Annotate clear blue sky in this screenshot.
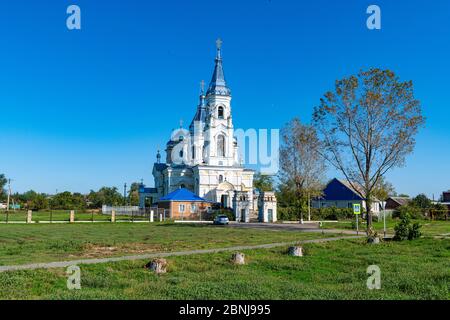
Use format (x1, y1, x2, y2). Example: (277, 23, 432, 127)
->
(0, 0, 449, 199)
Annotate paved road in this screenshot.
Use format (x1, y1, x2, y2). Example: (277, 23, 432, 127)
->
(0, 235, 363, 273)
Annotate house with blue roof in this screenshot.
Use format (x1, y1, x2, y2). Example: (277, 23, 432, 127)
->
(156, 188, 212, 220)
(312, 178, 382, 214)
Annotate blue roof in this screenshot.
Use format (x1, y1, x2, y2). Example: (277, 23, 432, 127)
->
(319, 178, 363, 201)
(158, 188, 208, 202)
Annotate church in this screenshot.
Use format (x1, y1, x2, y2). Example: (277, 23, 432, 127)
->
(139, 40, 277, 223)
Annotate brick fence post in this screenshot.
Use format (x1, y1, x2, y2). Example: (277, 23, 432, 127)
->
(111, 210, 116, 223)
(70, 210, 75, 223)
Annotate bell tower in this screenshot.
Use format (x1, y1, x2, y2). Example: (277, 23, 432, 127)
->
(204, 39, 236, 167)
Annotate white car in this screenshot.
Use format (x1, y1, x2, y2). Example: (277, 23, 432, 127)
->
(0, 203, 7, 210)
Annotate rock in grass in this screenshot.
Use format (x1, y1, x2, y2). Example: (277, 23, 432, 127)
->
(145, 258, 168, 274)
(288, 246, 303, 257)
(231, 252, 245, 265)
(367, 237, 380, 244)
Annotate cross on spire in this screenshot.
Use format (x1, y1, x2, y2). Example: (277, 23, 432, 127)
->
(215, 38, 223, 59)
(179, 118, 184, 128)
(216, 38, 222, 50)
(200, 80, 205, 94)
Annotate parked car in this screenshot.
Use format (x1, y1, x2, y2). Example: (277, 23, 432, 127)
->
(0, 203, 6, 210)
(214, 215, 229, 225)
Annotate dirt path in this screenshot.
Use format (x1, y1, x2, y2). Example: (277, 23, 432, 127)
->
(0, 235, 363, 273)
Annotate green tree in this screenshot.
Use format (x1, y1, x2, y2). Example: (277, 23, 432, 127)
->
(279, 118, 325, 221)
(411, 194, 432, 209)
(313, 68, 425, 230)
(29, 193, 49, 211)
(128, 182, 141, 206)
(87, 187, 123, 208)
(253, 172, 274, 192)
(373, 177, 396, 201)
(0, 174, 7, 201)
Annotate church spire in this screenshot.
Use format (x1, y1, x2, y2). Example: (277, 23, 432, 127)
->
(206, 38, 231, 96)
(190, 80, 207, 131)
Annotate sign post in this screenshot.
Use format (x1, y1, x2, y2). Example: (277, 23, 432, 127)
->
(353, 203, 361, 235)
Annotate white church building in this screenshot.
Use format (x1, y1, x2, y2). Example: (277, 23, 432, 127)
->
(139, 40, 276, 223)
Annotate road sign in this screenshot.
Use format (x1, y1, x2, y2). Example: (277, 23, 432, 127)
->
(353, 203, 361, 215)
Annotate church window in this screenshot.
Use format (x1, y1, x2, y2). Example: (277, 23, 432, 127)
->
(179, 135, 184, 141)
(219, 175, 223, 183)
(218, 106, 224, 119)
(217, 135, 225, 157)
(179, 150, 184, 158)
(192, 146, 195, 159)
(180, 184, 186, 189)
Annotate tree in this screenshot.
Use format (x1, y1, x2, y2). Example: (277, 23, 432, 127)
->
(87, 187, 123, 208)
(128, 182, 141, 206)
(411, 194, 432, 210)
(50, 191, 86, 210)
(279, 118, 326, 221)
(0, 174, 7, 201)
(372, 176, 396, 201)
(28, 193, 49, 211)
(253, 172, 274, 192)
(312, 68, 425, 230)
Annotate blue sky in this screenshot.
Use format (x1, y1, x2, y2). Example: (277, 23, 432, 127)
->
(0, 0, 449, 198)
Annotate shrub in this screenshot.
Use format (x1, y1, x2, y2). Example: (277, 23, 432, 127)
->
(393, 204, 423, 219)
(277, 207, 299, 221)
(393, 213, 422, 241)
(408, 222, 422, 240)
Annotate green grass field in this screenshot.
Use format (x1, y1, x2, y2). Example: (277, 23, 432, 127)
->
(0, 222, 448, 300)
(0, 223, 336, 265)
(0, 237, 448, 300)
(322, 219, 450, 237)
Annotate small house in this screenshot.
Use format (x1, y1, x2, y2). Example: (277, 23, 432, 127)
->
(385, 197, 410, 210)
(312, 178, 382, 214)
(156, 188, 212, 220)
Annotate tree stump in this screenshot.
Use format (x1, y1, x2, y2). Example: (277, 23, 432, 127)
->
(231, 252, 245, 265)
(145, 258, 168, 274)
(288, 246, 303, 257)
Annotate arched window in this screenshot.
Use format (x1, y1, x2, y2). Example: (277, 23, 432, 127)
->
(179, 135, 184, 141)
(179, 150, 184, 158)
(218, 175, 223, 183)
(217, 135, 225, 157)
(180, 184, 186, 189)
(218, 106, 224, 119)
(192, 146, 195, 159)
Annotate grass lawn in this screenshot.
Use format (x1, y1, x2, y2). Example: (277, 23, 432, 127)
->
(0, 223, 338, 265)
(0, 237, 448, 300)
(322, 219, 450, 237)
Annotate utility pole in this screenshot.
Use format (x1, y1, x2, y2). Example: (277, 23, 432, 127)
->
(6, 179, 11, 212)
(123, 183, 127, 206)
